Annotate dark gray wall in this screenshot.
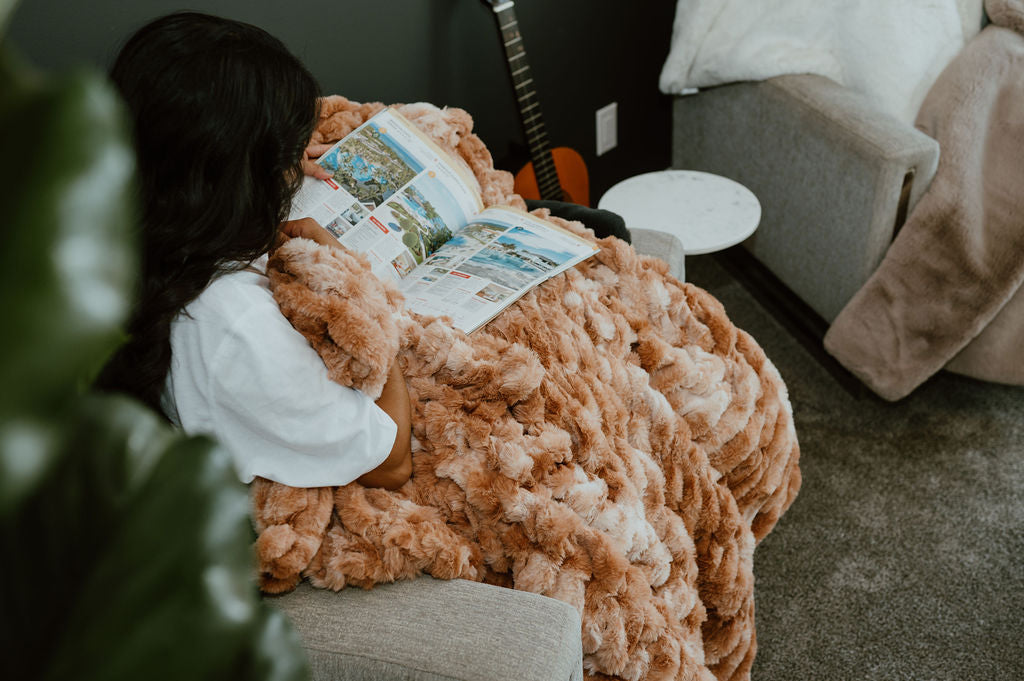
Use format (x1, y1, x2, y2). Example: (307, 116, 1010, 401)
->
(6, 0, 676, 201)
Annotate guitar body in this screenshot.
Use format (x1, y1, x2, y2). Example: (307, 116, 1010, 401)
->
(513, 147, 590, 206)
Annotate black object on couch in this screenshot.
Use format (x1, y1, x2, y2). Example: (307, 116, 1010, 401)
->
(525, 199, 631, 244)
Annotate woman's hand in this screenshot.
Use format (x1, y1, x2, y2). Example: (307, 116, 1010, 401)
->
(301, 142, 333, 180)
(275, 217, 338, 251)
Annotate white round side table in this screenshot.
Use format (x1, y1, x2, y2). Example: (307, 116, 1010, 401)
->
(598, 170, 761, 279)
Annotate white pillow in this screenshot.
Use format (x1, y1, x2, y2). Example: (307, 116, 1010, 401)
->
(957, 0, 986, 41)
(660, 0, 968, 125)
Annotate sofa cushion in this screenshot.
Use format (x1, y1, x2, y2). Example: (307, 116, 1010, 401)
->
(266, 578, 583, 681)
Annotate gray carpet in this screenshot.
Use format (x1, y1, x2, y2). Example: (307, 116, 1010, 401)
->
(685, 254, 1024, 681)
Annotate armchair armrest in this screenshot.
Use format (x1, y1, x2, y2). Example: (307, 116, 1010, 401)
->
(672, 74, 940, 321)
(267, 578, 583, 681)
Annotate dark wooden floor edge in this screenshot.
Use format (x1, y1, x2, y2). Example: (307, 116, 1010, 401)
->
(712, 245, 873, 400)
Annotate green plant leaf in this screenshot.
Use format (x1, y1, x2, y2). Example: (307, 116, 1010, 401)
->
(0, 49, 137, 418)
(0, 36, 310, 681)
(0, 0, 15, 37)
(0, 394, 309, 681)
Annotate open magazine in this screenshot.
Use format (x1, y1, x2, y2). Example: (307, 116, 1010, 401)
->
(287, 108, 598, 333)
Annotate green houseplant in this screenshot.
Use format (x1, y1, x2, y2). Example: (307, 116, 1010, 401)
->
(0, 3, 310, 678)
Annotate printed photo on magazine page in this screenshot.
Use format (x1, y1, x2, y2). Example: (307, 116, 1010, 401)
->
(398, 206, 597, 333)
(288, 107, 482, 282)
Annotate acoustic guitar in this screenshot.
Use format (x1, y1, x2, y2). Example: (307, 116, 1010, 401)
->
(482, 0, 590, 206)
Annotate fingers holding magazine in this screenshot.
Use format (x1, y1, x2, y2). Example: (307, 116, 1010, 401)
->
(301, 142, 333, 180)
(276, 217, 338, 251)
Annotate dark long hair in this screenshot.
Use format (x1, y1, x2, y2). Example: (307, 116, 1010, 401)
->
(96, 12, 321, 414)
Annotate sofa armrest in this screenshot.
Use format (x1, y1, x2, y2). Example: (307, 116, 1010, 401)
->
(672, 74, 940, 321)
(630, 228, 686, 281)
(266, 578, 583, 681)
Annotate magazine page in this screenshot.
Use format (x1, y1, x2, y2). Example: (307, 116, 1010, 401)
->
(288, 108, 483, 282)
(398, 207, 599, 333)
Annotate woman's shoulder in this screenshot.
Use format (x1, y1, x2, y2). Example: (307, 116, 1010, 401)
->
(170, 253, 316, 381)
(172, 255, 296, 355)
(186, 256, 275, 320)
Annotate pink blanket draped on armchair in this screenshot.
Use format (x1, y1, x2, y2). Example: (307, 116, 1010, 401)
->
(825, 2, 1024, 400)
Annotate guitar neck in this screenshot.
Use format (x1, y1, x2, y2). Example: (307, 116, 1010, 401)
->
(489, 1, 562, 200)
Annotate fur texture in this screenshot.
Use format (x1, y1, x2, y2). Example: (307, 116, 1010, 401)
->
(251, 97, 801, 681)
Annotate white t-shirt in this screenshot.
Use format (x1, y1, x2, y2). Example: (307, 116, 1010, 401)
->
(161, 254, 397, 487)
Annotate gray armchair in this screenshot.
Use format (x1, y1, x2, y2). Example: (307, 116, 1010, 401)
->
(668, 3, 1024, 397)
(670, 74, 939, 323)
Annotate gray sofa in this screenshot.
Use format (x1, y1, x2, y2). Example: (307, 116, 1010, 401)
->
(670, 73, 940, 324)
(269, 578, 583, 680)
(668, 3, 990, 327)
(667, 3, 1024, 395)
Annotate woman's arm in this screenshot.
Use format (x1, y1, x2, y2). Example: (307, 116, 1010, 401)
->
(357, 360, 413, 490)
(275, 218, 412, 488)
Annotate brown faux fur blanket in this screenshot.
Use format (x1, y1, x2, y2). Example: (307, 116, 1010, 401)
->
(252, 96, 800, 681)
(824, 0, 1024, 400)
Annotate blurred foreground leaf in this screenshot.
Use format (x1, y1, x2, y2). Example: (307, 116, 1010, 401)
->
(0, 25, 309, 681)
(2, 395, 307, 681)
(0, 50, 136, 420)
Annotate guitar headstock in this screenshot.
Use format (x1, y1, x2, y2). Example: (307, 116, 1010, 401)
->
(480, 0, 514, 12)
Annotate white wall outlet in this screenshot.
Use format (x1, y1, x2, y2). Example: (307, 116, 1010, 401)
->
(596, 102, 618, 156)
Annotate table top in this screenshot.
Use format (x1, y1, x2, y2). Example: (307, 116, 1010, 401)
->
(597, 170, 761, 255)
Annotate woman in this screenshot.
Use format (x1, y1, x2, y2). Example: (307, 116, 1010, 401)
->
(97, 12, 411, 489)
